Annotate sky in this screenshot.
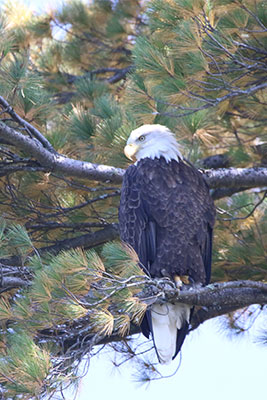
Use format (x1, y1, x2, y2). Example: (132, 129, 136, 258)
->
(0, 0, 266, 399)
(0, 0, 64, 14)
(75, 317, 266, 400)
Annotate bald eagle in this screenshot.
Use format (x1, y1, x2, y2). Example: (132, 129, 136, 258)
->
(119, 124, 216, 364)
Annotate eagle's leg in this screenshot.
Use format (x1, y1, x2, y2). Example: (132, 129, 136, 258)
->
(174, 275, 190, 288)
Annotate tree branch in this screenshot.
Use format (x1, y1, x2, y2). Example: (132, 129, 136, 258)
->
(0, 263, 31, 291)
(211, 186, 249, 200)
(0, 224, 120, 267)
(37, 223, 119, 255)
(0, 277, 29, 291)
(0, 121, 267, 189)
(55, 280, 267, 349)
(63, 66, 134, 85)
(135, 279, 267, 315)
(0, 162, 48, 177)
(53, 66, 134, 103)
(0, 121, 125, 184)
(0, 96, 56, 153)
(101, 280, 267, 345)
(204, 167, 267, 190)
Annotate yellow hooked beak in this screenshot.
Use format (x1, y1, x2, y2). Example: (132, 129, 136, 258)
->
(124, 143, 140, 161)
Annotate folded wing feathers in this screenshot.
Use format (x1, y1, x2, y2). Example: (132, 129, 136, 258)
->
(151, 303, 191, 364)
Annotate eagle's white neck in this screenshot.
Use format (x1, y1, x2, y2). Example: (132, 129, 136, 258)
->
(136, 144, 182, 163)
(136, 133, 183, 163)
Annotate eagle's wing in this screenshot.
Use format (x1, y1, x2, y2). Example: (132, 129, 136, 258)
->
(119, 163, 157, 340)
(119, 163, 157, 274)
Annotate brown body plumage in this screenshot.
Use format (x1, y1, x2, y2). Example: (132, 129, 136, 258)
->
(119, 157, 215, 285)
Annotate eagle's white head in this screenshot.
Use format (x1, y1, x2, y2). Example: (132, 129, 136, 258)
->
(124, 124, 183, 163)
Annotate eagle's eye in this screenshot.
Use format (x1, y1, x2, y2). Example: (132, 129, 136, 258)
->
(138, 135, 145, 142)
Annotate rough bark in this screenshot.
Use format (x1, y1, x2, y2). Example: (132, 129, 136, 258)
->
(140, 279, 267, 309)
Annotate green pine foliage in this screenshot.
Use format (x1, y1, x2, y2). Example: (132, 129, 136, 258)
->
(0, 330, 51, 398)
(0, 240, 147, 397)
(213, 192, 267, 281)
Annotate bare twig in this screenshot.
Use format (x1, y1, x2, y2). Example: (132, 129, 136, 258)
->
(220, 191, 267, 221)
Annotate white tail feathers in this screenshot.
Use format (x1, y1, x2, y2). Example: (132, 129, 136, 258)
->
(151, 303, 191, 364)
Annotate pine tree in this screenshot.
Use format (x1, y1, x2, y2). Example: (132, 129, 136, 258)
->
(0, 0, 266, 397)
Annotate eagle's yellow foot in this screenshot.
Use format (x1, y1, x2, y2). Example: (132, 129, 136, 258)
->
(174, 275, 190, 288)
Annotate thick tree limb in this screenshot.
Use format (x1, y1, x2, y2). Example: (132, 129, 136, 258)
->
(143, 280, 267, 334)
(0, 121, 267, 189)
(143, 279, 267, 309)
(0, 277, 29, 291)
(211, 186, 249, 200)
(204, 167, 267, 190)
(95, 301, 254, 345)
(0, 121, 125, 183)
(100, 280, 267, 345)
(53, 280, 267, 349)
(0, 263, 31, 291)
